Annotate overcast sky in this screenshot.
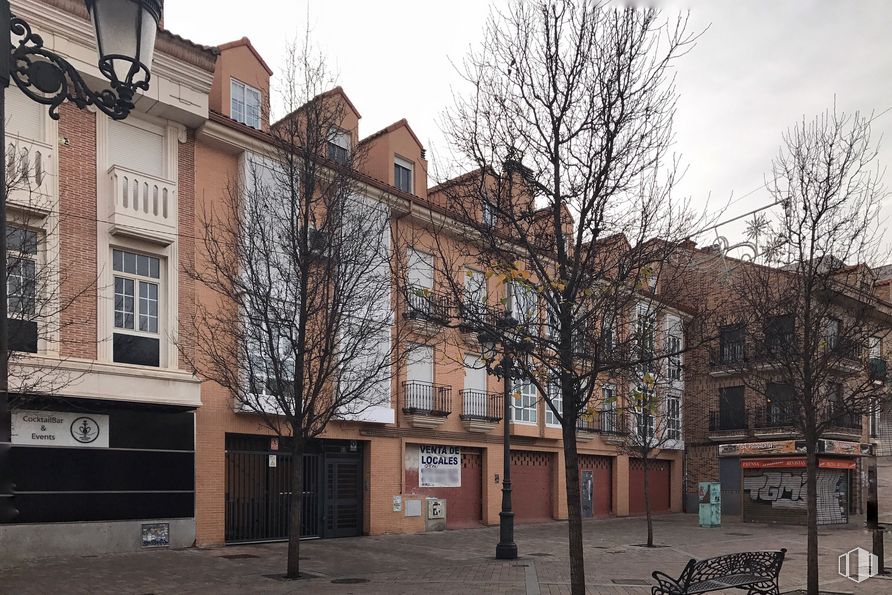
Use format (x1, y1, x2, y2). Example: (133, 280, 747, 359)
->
(166, 0, 892, 248)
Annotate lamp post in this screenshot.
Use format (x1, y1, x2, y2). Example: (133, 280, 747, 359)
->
(479, 315, 529, 560)
(0, 0, 162, 522)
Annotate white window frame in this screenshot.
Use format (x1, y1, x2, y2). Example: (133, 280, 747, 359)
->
(394, 156, 413, 194)
(601, 385, 617, 432)
(112, 248, 161, 337)
(328, 128, 350, 163)
(667, 334, 682, 382)
(231, 78, 262, 129)
(508, 281, 537, 326)
(545, 377, 562, 426)
(7, 225, 39, 318)
(634, 385, 656, 442)
(667, 392, 682, 441)
(512, 377, 537, 424)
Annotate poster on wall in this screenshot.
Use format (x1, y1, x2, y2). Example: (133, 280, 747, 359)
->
(719, 440, 802, 457)
(418, 445, 461, 487)
(11, 410, 109, 448)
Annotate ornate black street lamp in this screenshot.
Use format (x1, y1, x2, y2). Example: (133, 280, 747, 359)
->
(478, 314, 530, 560)
(0, 0, 163, 522)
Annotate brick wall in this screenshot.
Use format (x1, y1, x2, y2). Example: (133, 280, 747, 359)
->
(177, 130, 196, 369)
(57, 104, 97, 359)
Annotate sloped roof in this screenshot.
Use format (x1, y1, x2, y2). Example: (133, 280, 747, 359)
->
(217, 37, 273, 76)
(358, 118, 424, 152)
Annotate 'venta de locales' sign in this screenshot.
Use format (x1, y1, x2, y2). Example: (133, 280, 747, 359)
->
(11, 410, 109, 448)
(418, 444, 461, 487)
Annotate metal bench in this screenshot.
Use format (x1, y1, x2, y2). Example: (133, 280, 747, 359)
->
(652, 549, 786, 595)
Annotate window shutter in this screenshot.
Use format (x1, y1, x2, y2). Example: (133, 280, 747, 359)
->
(108, 120, 165, 178)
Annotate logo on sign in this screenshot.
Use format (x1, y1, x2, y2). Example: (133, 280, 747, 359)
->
(70, 417, 100, 444)
(839, 547, 878, 583)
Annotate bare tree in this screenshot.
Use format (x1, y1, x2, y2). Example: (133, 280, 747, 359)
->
(700, 106, 890, 595)
(186, 37, 398, 579)
(410, 2, 702, 591)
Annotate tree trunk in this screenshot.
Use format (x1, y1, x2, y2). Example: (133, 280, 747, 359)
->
(563, 423, 586, 595)
(643, 453, 653, 547)
(805, 442, 819, 595)
(286, 440, 304, 579)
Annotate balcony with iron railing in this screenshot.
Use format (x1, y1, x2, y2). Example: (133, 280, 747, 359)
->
(752, 406, 796, 437)
(708, 409, 750, 439)
(459, 389, 502, 433)
(108, 165, 178, 244)
(402, 380, 452, 429)
(405, 287, 452, 333)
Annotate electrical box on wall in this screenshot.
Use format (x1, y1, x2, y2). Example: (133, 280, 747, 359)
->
(427, 498, 446, 519)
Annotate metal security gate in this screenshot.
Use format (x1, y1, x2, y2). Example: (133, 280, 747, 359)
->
(225, 435, 321, 543)
(225, 436, 363, 542)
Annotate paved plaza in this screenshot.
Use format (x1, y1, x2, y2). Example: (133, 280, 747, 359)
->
(2, 514, 889, 594)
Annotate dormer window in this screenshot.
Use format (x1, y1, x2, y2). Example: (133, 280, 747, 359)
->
(394, 156, 413, 194)
(327, 129, 350, 164)
(231, 78, 262, 129)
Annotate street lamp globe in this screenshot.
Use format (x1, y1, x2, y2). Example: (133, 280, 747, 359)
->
(477, 330, 498, 365)
(84, 0, 163, 97)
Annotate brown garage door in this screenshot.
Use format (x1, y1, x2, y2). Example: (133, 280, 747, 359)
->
(510, 450, 553, 523)
(629, 458, 670, 515)
(579, 455, 613, 516)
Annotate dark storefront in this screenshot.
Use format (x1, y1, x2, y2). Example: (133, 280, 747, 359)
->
(4, 395, 195, 546)
(224, 434, 363, 543)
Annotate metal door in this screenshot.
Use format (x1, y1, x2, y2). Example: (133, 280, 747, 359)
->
(324, 456, 363, 537)
(224, 435, 321, 543)
(719, 457, 741, 517)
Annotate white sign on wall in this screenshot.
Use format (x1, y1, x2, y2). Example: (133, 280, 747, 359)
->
(418, 444, 461, 487)
(11, 410, 109, 448)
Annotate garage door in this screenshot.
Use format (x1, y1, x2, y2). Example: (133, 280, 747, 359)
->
(510, 450, 554, 523)
(448, 451, 483, 529)
(629, 458, 670, 515)
(578, 455, 613, 517)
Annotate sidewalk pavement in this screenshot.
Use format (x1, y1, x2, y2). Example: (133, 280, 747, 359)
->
(1, 513, 889, 594)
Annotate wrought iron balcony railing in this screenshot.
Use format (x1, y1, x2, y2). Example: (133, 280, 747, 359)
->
(402, 381, 452, 416)
(709, 409, 749, 432)
(405, 287, 451, 324)
(459, 389, 502, 421)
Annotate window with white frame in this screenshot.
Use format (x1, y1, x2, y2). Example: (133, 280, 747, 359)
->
(667, 393, 681, 440)
(394, 156, 413, 194)
(113, 249, 160, 334)
(482, 199, 494, 227)
(231, 78, 262, 129)
(8, 225, 37, 316)
(634, 385, 656, 442)
(545, 377, 562, 426)
(601, 385, 617, 432)
(508, 281, 537, 327)
(667, 334, 682, 381)
(327, 129, 350, 164)
(463, 268, 486, 320)
(463, 353, 489, 418)
(512, 377, 537, 423)
(108, 118, 165, 178)
(635, 303, 656, 374)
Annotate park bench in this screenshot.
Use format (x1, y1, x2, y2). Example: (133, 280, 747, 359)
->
(651, 549, 786, 595)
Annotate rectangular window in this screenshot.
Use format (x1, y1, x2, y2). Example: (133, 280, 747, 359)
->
(719, 324, 745, 363)
(512, 377, 537, 424)
(636, 303, 656, 373)
(7, 225, 37, 316)
(231, 79, 262, 129)
(719, 386, 746, 431)
(764, 314, 794, 354)
(508, 282, 537, 326)
(394, 157, 413, 193)
(601, 386, 617, 432)
(667, 393, 681, 440)
(327, 129, 350, 164)
(113, 249, 160, 335)
(545, 377, 562, 426)
(462, 268, 486, 322)
(482, 199, 494, 227)
(667, 334, 682, 381)
(634, 386, 656, 441)
(766, 383, 794, 426)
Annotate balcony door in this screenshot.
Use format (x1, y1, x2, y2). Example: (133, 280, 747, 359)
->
(463, 354, 488, 418)
(719, 386, 746, 430)
(407, 344, 434, 410)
